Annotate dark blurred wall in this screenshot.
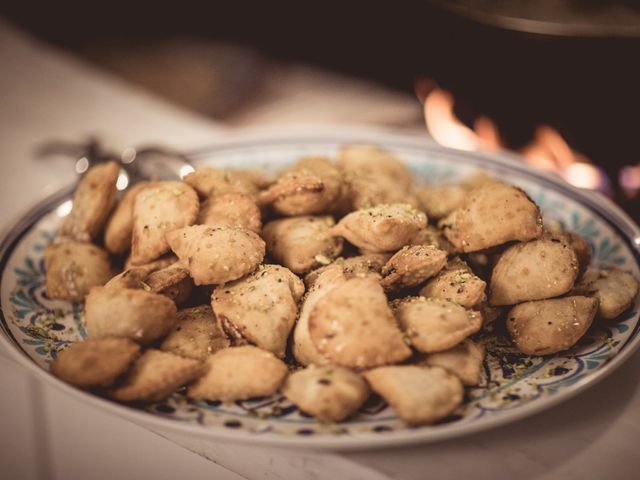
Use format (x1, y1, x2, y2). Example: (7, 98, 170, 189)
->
(3, 1, 639, 179)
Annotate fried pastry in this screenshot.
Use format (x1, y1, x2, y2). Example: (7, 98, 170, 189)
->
(184, 167, 260, 198)
(187, 345, 288, 402)
(85, 287, 177, 344)
(308, 277, 411, 368)
(442, 182, 543, 252)
(490, 238, 579, 305)
(331, 204, 427, 253)
(572, 268, 639, 320)
(130, 181, 199, 265)
(104, 181, 154, 255)
(419, 257, 486, 309)
(364, 365, 463, 425)
(51, 338, 140, 388)
(420, 339, 485, 386)
(167, 225, 265, 285)
(212, 264, 304, 358)
(160, 305, 229, 360)
(112, 349, 204, 402)
(506, 296, 598, 355)
(381, 244, 448, 291)
(282, 365, 369, 422)
(45, 241, 113, 302)
(198, 192, 262, 233)
(59, 161, 119, 241)
(392, 297, 482, 353)
(263, 215, 343, 274)
(416, 184, 467, 221)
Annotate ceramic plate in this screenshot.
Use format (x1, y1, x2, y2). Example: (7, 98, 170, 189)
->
(1, 128, 639, 450)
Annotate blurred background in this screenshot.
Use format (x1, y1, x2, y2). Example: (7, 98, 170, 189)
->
(2, 0, 640, 217)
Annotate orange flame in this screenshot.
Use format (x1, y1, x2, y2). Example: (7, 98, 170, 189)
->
(418, 81, 603, 190)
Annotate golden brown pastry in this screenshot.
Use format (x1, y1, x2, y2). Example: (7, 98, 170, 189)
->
(104, 181, 154, 255)
(258, 157, 344, 216)
(85, 287, 177, 344)
(331, 204, 427, 253)
(506, 296, 598, 355)
(166, 225, 265, 285)
(112, 349, 204, 402)
(130, 181, 199, 265)
(308, 277, 412, 368)
(442, 182, 543, 252)
(490, 238, 579, 306)
(160, 305, 230, 360)
(282, 365, 370, 422)
(45, 241, 113, 302)
(393, 296, 482, 353)
(51, 338, 140, 388)
(198, 192, 262, 233)
(364, 365, 463, 425)
(420, 339, 485, 386)
(211, 265, 304, 358)
(419, 257, 487, 309)
(263, 215, 343, 274)
(59, 161, 119, 242)
(187, 346, 288, 402)
(380, 245, 448, 291)
(572, 268, 639, 320)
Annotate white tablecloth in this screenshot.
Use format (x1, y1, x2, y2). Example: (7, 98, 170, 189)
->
(1, 19, 639, 480)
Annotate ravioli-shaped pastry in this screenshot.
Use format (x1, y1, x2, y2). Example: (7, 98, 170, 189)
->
(263, 216, 343, 274)
(258, 157, 344, 216)
(294, 263, 348, 366)
(331, 204, 427, 253)
(339, 254, 390, 279)
(124, 253, 178, 271)
(393, 297, 482, 353)
(421, 339, 485, 386)
(112, 349, 204, 402)
(161, 305, 230, 360)
(184, 167, 260, 198)
(198, 192, 262, 233)
(187, 345, 288, 402)
(130, 181, 199, 265)
(104, 181, 154, 255)
(85, 287, 177, 344)
(308, 277, 411, 368)
(167, 225, 265, 285)
(339, 145, 413, 189)
(572, 268, 639, 320)
(338, 146, 420, 210)
(212, 265, 304, 358)
(105, 260, 192, 304)
(282, 365, 370, 422)
(490, 239, 579, 306)
(381, 245, 448, 291)
(419, 257, 486, 309)
(409, 225, 457, 254)
(51, 338, 140, 388)
(546, 230, 592, 277)
(416, 184, 467, 220)
(144, 261, 193, 305)
(59, 161, 119, 241)
(506, 296, 598, 355)
(442, 182, 543, 252)
(347, 173, 421, 211)
(364, 365, 463, 425)
(45, 241, 113, 302)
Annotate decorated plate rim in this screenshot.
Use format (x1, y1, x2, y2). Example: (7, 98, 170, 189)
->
(1, 127, 639, 451)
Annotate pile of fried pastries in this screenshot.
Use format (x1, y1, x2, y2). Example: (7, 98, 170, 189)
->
(46, 145, 639, 426)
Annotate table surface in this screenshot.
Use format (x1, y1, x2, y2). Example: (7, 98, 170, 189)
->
(1, 19, 639, 480)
